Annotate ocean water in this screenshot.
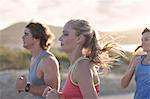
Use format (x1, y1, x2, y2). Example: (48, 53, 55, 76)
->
(120, 44, 138, 52)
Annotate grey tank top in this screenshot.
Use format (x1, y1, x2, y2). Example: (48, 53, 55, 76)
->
(28, 50, 53, 99)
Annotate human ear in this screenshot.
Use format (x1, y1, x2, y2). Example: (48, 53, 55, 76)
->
(76, 35, 85, 45)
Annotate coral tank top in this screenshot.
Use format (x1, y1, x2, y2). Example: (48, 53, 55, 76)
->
(61, 57, 100, 99)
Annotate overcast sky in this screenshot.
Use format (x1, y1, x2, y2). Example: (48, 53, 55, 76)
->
(0, 0, 150, 31)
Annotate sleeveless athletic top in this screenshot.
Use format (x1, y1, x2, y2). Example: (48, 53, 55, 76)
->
(28, 50, 52, 99)
(62, 57, 100, 99)
(134, 55, 150, 99)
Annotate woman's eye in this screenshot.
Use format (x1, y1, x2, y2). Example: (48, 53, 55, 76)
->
(63, 33, 68, 36)
(24, 32, 29, 36)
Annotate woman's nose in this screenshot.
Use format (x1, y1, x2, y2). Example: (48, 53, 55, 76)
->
(59, 35, 62, 41)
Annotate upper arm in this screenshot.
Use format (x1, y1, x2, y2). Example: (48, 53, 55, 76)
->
(40, 56, 60, 90)
(129, 55, 141, 69)
(75, 60, 98, 99)
(121, 55, 141, 88)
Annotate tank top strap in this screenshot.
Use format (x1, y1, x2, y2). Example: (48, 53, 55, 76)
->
(72, 57, 89, 74)
(34, 50, 50, 70)
(70, 56, 89, 85)
(28, 50, 50, 83)
(141, 55, 146, 64)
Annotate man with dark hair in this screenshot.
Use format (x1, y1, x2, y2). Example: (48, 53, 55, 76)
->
(16, 22, 60, 99)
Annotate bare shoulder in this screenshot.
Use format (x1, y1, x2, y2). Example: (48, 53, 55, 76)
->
(76, 58, 91, 72)
(75, 58, 95, 84)
(39, 55, 59, 70)
(132, 55, 141, 62)
(129, 55, 142, 67)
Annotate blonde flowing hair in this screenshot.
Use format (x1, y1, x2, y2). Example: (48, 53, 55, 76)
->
(66, 19, 124, 74)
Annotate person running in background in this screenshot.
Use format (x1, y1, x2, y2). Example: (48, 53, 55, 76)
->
(16, 22, 60, 99)
(43, 19, 116, 99)
(121, 28, 150, 99)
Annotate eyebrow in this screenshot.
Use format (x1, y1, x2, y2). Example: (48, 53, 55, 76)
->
(24, 32, 29, 34)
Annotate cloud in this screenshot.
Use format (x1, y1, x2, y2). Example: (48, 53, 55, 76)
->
(0, 0, 150, 31)
(95, 0, 150, 30)
(0, 0, 37, 28)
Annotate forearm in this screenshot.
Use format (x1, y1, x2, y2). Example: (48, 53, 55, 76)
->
(29, 84, 47, 96)
(121, 67, 135, 88)
(82, 90, 98, 99)
(58, 92, 64, 99)
(83, 94, 98, 99)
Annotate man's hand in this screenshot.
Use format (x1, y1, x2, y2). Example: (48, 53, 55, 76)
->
(16, 74, 27, 93)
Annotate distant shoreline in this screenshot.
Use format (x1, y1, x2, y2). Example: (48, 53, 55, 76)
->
(120, 44, 138, 52)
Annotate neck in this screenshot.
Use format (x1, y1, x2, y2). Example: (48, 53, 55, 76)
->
(68, 48, 83, 65)
(145, 52, 150, 60)
(29, 46, 43, 57)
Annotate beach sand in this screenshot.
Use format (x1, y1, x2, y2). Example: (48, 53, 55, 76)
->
(101, 93, 134, 99)
(0, 70, 135, 99)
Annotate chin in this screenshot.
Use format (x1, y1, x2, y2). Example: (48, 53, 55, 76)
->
(23, 45, 26, 48)
(60, 48, 69, 53)
(143, 49, 148, 52)
(60, 48, 66, 52)
(23, 45, 29, 49)
(59, 46, 63, 50)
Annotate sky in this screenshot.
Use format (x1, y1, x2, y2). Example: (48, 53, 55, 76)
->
(0, 0, 150, 31)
